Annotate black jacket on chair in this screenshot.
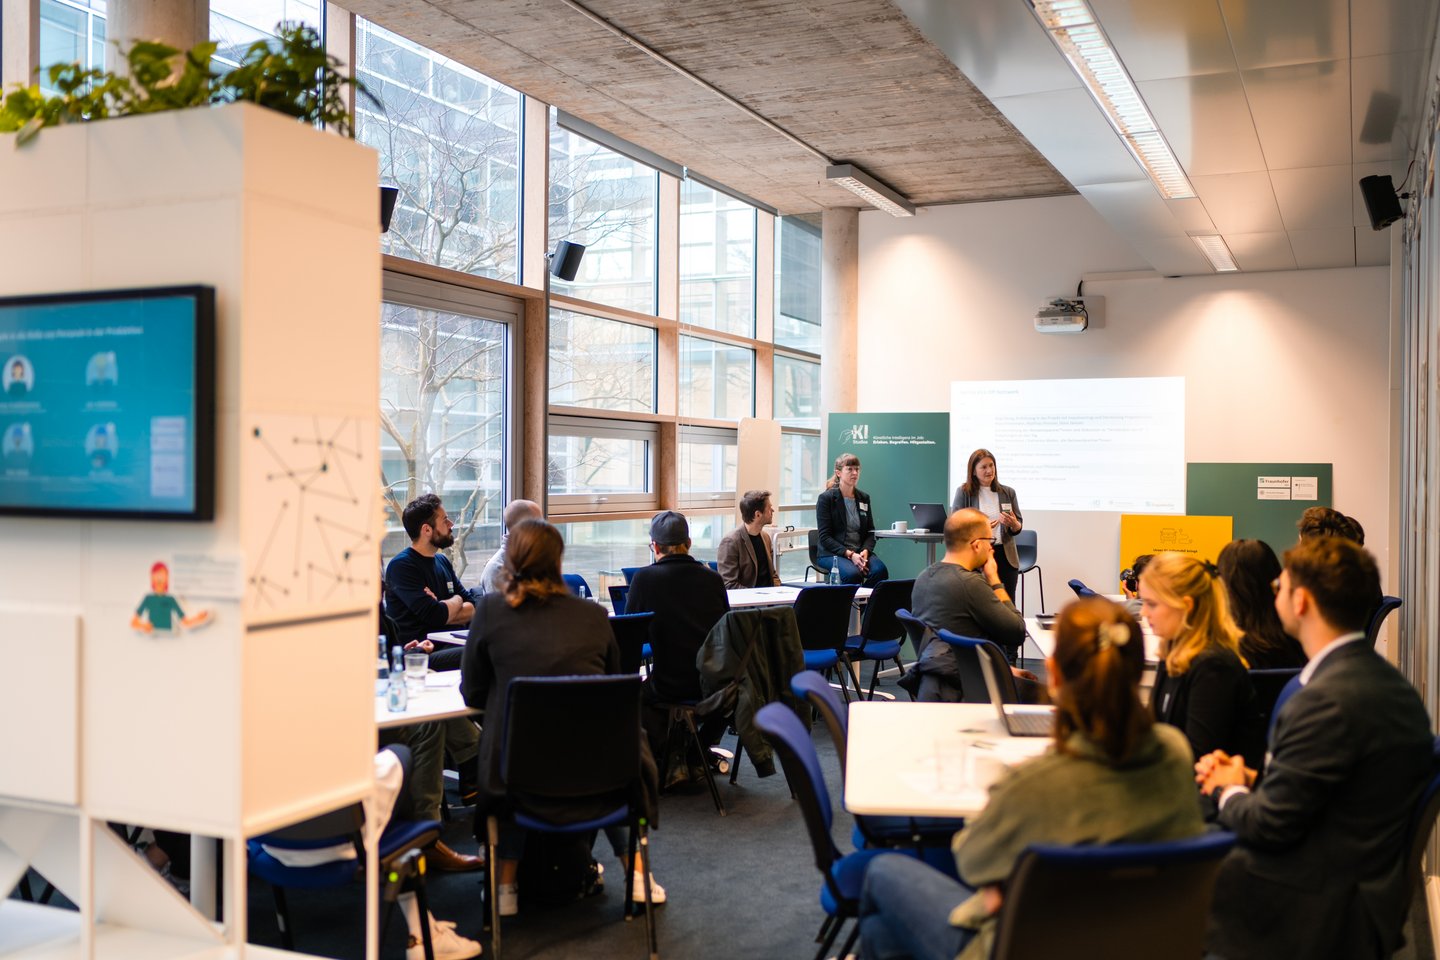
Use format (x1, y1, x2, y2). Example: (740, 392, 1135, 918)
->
(815, 485, 877, 559)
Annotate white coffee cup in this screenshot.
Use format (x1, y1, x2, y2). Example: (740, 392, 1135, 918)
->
(892, 520, 908, 533)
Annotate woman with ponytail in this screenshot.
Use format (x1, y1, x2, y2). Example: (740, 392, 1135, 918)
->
(815, 452, 889, 586)
(1139, 552, 1264, 766)
(855, 597, 1204, 960)
(461, 519, 663, 914)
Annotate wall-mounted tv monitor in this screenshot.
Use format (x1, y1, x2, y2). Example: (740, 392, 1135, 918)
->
(0, 285, 215, 521)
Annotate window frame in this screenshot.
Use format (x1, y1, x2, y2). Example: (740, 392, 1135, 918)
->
(546, 413, 660, 515)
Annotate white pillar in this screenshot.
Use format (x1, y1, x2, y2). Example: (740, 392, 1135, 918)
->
(821, 206, 859, 418)
(106, 0, 209, 72)
(1, 0, 39, 89)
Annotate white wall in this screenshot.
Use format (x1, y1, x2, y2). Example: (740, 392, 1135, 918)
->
(857, 196, 1392, 610)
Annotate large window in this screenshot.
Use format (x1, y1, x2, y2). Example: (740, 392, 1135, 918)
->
(680, 180, 756, 337)
(679, 426, 738, 509)
(357, 19, 522, 282)
(549, 115, 658, 314)
(37, 0, 105, 93)
(679, 336, 754, 420)
(210, 1, 320, 68)
(779, 432, 823, 508)
(549, 309, 657, 413)
(380, 295, 509, 579)
(775, 354, 821, 428)
(548, 417, 656, 513)
(775, 215, 822, 353)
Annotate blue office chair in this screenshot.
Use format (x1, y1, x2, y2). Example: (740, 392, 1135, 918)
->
(793, 583, 861, 702)
(1013, 530, 1044, 614)
(562, 573, 592, 599)
(991, 832, 1236, 959)
(1367, 595, 1403, 648)
(706, 560, 720, 573)
(608, 611, 654, 676)
(893, 608, 935, 701)
(933, 629, 1017, 704)
(755, 701, 891, 960)
(608, 584, 629, 615)
(621, 566, 643, 585)
(1067, 578, 1097, 598)
(1269, 673, 1304, 738)
(845, 579, 913, 699)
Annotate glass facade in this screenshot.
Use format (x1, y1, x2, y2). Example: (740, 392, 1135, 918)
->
(679, 336, 754, 421)
(680, 180, 756, 337)
(775, 215, 822, 353)
(549, 309, 657, 413)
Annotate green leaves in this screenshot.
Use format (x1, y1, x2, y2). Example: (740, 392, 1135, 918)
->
(0, 22, 364, 146)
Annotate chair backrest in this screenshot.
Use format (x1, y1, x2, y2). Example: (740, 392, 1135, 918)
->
(562, 573, 591, 599)
(791, 670, 848, 775)
(857, 578, 914, 645)
(608, 612, 653, 675)
(755, 702, 839, 876)
(621, 566, 643, 585)
(1268, 673, 1304, 738)
(608, 584, 629, 616)
(895, 607, 935, 660)
(1402, 739, 1440, 905)
(793, 583, 860, 652)
(706, 560, 720, 572)
(254, 803, 366, 846)
(808, 528, 820, 566)
(1013, 529, 1038, 570)
(500, 675, 641, 802)
(1367, 595, 1403, 647)
(935, 628, 1016, 704)
(1249, 668, 1301, 733)
(1067, 578, 1096, 598)
(991, 831, 1236, 960)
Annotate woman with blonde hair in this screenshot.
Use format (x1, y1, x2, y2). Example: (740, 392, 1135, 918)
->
(1139, 552, 1264, 766)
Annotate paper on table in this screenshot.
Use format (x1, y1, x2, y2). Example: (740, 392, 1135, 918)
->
(426, 672, 460, 687)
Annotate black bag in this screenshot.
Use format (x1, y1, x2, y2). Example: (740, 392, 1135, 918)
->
(516, 830, 604, 905)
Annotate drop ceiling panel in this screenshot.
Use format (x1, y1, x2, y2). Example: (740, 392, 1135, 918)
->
(1243, 60, 1352, 170)
(1191, 171, 1286, 234)
(1088, 0, 1236, 81)
(992, 89, 1143, 187)
(1165, 197, 1218, 234)
(1351, 0, 1436, 58)
(1138, 73, 1266, 176)
(1355, 227, 1392, 266)
(1351, 52, 1425, 164)
(1220, 0, 1349, 70)
(1077, 180, 1187, 240)
(892, 0, 1080, 99)
(1288, 228, 1357, 269)
(1133, 236, 1216, 276)
(1228, 232, 1298, 272)
(1269, 164, 1355, 231)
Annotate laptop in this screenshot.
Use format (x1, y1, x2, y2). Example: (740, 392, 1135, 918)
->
(977, 648, 1054, 736)
(909, 502, 947, 532)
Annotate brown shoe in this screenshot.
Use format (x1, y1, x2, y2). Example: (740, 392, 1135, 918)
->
(428, 840, 484, 872)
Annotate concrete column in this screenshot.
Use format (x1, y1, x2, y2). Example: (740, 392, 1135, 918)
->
(106, 0, 209, 72)
(820, 206, 859, 419)
(1, 0, 39, 90)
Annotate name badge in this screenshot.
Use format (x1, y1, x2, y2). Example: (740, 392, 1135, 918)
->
(858, 502, 869, 513)
(446, 581, 454, 593)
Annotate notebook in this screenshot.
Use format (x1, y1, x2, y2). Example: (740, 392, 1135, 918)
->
(977, 648, 1054, 736)
(909, 502, 947, 532)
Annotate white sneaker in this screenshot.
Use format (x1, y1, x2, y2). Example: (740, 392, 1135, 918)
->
(497, 882, 519, 917)
(630, 870, 666, 904)
(407, 915, 483, 960)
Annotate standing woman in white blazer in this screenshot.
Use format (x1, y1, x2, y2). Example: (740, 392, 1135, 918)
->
(951, 448, 1023, 597)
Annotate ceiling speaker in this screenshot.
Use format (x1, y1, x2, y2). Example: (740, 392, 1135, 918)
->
(549, 241, 586, 281)
(1359, 175, 1403, 231)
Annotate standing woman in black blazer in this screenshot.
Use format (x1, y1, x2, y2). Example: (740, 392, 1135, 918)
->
(951, 448, 1024, 597)
(815, 452, 889, 586)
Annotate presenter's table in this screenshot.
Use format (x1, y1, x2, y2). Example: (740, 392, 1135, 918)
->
(375, 670, 478, 729)
(845, 701, 1050, 818)
(874, 529, 944, 566)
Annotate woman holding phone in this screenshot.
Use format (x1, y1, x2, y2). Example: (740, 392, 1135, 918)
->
(951, 449, 1023, 597)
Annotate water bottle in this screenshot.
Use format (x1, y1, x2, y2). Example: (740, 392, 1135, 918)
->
(391, 645, 405, 673)
(828, 563, 840, 585)
(386, 667, 408, 712)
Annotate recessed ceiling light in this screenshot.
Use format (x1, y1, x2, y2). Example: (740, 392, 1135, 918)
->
(1192, 234, 1239, 272)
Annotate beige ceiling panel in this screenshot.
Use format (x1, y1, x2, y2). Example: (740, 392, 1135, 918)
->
(1351, 0, 1437, 58)
(1191, 172, 1285, 234)
(1077, 180, 1188, 240)
(1352, 52, 1426, 164)
(1165, 197, 1218, 234)
(992, 89, 1141, 187)
(1138, 73, 1266, 177)
(1242, 60, 1351, 169)
(1269, 164, 1353, 231)
(1226, 232, 1297, 272)
(1287, 228, 1356, 269)
(894, 0, 1080, 99)
(1354, 228, 1393, 266)
(1219, 0, 1348, 70)
(1131, 236, 1214, 276)
(1352, 160, 1410, 228)
(1088, 0, 1236, 81)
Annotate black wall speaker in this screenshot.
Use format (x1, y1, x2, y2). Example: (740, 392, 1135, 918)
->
(549, 240, 587, 281)
(380, 186, 399, 234)
(1359, 175, 1403, 231)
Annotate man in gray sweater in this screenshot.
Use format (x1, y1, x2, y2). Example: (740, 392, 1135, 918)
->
(911, 508, 1026, 657)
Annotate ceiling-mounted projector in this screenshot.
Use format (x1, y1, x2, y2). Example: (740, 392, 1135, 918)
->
(1035, 297, 1092, 333)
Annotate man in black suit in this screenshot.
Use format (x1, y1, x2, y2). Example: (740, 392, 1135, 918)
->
(1197, 537, 1433, 960)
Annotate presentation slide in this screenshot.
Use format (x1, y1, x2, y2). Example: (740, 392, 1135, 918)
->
(950, 377, 1185, 512)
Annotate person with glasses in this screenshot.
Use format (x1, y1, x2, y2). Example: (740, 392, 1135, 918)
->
(1138, 552, 1264, 767)
(950, 449, 1024, 598)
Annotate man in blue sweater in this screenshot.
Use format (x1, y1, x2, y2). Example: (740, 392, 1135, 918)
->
(385, 494, 477, 645)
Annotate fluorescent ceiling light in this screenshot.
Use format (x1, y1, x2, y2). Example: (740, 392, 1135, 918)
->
(1192, 235, 1239, 272)
(1028, 0, 1196, 200)
(825, 164, 916, 217)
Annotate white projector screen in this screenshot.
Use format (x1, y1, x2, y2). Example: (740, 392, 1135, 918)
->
(950, 377, 1185, 512)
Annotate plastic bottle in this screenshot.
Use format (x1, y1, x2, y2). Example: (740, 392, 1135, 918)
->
(386, 645, 408, 712)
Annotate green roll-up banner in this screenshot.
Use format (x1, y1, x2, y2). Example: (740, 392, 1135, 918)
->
(825, 413, 950, 579)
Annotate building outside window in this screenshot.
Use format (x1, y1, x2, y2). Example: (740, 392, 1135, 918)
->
(680, 180, 756, 337)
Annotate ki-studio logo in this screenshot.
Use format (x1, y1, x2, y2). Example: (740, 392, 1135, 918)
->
(841, 424, 869, 444)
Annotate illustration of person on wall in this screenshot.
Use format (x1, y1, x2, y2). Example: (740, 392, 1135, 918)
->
(4, 356, 33, 396)
(131, 562, 213, 634)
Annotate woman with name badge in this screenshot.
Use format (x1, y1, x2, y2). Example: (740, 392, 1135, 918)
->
(951, 449, 1023, 597)
(815, 452, 889, 587)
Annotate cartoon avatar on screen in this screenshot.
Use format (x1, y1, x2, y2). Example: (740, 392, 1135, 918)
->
(131, 561, 213, 634)
(4, 355, 32, 396)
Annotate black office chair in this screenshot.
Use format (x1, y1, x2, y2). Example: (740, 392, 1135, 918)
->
(1367, 595, 1403, 648)
(845, 578, 913, 699)
(991, 832, 1236, 959)
(793, 584, 861, 702)
(1249, 667, 1301, 734)
(608, 611, 653, 676)
(648, 623, 728, 817)
(804, 529, 826, 581)
(1013, 529, 1044, 614)
(485, 675, 657, 959)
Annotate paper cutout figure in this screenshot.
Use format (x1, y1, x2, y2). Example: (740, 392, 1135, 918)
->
(131, 561, 213, 634)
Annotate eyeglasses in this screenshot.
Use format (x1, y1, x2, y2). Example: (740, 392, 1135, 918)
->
(972, 537, 998, 547)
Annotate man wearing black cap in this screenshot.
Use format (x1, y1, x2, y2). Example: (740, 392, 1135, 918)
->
(625, 511, 731, 772)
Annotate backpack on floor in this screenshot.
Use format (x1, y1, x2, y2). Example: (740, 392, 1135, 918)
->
(516, 830, 604, 905)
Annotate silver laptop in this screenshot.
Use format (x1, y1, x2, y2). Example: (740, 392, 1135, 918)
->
(909, 502, 947, 531)
(977, 649, 1054, 736)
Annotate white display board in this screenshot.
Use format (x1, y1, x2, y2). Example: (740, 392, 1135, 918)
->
(950, 376, 1185, 512)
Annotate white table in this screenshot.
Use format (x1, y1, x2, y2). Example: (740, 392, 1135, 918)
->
(845, 701, 1050, 818)
(726, 585, 873, 608)
(874, 528, 945, 566)
(375, 670, 479, 729)
(1024, 617, 1161, 663)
